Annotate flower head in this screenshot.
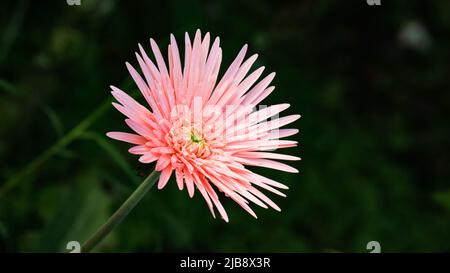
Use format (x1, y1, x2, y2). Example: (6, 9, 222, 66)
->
(107, 30, 300, 222)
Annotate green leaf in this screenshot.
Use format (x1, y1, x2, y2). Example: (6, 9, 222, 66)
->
(42, 106, 64, 138)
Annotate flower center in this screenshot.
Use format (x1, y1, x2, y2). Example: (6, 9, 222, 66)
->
(169, 120, 212, 158)
(190, 129, 203, 144)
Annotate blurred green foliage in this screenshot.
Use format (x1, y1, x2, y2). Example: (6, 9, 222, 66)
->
(1, 0, 450, 252)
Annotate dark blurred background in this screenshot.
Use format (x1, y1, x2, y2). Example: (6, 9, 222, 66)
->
(1, 0, 450, 252)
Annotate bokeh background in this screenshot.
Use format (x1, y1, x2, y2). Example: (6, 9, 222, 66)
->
(1, 0, 450, 252)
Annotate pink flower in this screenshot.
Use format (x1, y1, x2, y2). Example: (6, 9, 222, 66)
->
(107, 30, 300, 222)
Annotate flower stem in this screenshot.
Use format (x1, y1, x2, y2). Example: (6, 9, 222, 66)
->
(81, 170, 160, 253)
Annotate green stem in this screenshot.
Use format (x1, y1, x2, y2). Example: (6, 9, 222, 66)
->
(81, 170, 160, 253)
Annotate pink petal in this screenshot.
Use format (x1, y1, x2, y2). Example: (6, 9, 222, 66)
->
(125, 119, 153, 138)
(234, 157, 299, 173)
(264, 128, 299, 139)
(175, 168, 184, 190)
(155, 155, 171, 171)
(139, 153, 158, 163)
(184, 169, 195, 198)
(235, 151, 301, 161)
(242, 72, 275, 105)
(158, 167, 173, 189)
(106, 132, 147, 145)
(128, 145, 149, 155)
